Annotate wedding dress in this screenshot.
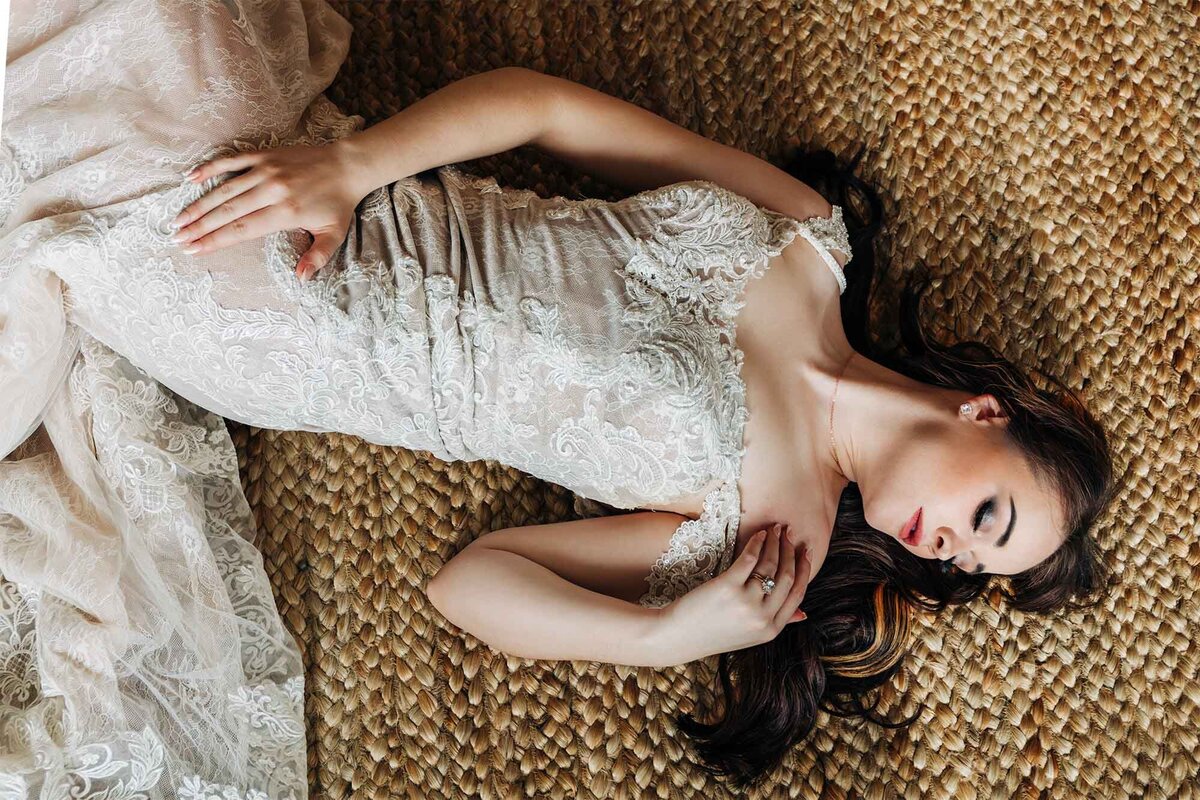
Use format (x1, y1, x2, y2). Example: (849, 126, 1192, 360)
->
(0, 0, 851, 797)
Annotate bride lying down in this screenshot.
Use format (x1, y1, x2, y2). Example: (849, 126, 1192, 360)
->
(0, 0, 1116, 796)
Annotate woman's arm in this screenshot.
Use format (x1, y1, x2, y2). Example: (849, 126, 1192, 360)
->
(534, 71, 833, 222)
(428, 513, 810, 668)
(426, 511, 688, 668)
(333, 66, 560, 199)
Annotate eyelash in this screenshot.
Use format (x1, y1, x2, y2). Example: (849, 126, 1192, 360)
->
(953, 498, 997, 569)
(974, 498, 996, 531)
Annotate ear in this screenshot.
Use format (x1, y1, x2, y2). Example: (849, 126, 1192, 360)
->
(961, 394, 1010, 426)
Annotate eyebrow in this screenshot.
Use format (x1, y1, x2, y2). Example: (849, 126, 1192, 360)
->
(972, 495, 1016, 575)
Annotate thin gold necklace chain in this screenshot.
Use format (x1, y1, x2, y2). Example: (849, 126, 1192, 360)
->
(828, 350, 856, 478)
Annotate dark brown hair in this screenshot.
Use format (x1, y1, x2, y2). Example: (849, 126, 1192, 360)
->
(676, 145, 1121, 789)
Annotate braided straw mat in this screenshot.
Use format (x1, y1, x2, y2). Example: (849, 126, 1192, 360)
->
(222, 1, 1200, 797)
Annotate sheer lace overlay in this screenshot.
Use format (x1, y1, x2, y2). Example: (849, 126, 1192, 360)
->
(1, 0, 851, 795)
(2, 1, 354, 797)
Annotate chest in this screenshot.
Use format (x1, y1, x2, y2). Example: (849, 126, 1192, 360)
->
(638, 243, 848, 571)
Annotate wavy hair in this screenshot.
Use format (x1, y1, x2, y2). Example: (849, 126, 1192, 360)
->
(675, 145, 1121, 789)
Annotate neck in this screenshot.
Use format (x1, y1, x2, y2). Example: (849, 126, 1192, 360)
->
(823, 350, 968, 488)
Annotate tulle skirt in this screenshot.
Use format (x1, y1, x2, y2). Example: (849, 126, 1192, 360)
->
(1, 1, 368, 796)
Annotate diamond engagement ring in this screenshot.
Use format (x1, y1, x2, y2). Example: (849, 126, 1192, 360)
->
(749, 572, 776, 595)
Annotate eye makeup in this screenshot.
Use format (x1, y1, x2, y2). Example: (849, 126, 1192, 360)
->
(974, 497, 996, 530)
(968, 494, 1017, 574)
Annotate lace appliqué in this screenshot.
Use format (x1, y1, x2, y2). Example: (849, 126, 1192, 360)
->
(636, 481, 742, 608)
(525, 179, 855, 608)
(623, 183, 793, 315)
(617, 192, 853, 607)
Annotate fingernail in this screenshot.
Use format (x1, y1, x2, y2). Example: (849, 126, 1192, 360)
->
(799, 612, 807, 621)
(185, 168, 199, 182)
(182, 244, 200, 254)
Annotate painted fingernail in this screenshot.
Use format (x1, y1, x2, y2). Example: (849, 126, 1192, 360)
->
(170, 232, 187, 243)
(182, 244, 200, 254)
(185, 168, 199, 181)
(799, 612, 808, 621)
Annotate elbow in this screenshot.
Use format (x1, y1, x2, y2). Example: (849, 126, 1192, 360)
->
(425, 558, 534, 661)
(425, 545, 505, 647)
(426, 562, 470, 627)
(425, 549, 470, 626)
(485, 66, 565, 147)
(425, 571, 449, 618)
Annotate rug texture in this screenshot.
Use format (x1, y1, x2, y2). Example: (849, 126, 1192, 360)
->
(224, 1, 1200, 797)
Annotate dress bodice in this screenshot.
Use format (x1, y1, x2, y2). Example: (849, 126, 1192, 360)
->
(408, 165, 853, 606)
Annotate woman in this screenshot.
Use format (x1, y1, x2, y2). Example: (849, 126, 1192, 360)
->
(1, 0, 1117, 795)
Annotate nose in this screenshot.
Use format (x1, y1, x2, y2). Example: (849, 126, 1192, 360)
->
(931, 526, 961, 560)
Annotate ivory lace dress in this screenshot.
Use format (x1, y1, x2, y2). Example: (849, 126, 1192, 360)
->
(0, 1, 850, 797)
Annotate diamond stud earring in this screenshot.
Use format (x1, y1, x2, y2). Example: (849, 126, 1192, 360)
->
(959, 402, 972, 415)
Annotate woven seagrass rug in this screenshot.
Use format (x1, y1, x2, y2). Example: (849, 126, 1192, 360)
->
(225, 1, 1200, 797)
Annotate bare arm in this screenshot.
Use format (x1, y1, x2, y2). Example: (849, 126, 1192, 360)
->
(332, 66, 560, 199)
(426, 510, 691, 668)
(533, 70, 834, 224)
(331, 66, 832, 229)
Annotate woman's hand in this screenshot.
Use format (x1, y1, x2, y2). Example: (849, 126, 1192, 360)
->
(654, 522, 812, 665)
(170, 142, 368, 280)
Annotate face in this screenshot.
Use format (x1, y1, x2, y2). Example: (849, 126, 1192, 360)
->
(861, 394, 1065, 576)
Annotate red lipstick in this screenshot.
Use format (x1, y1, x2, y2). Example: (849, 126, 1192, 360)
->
(901, 507, 923, 546)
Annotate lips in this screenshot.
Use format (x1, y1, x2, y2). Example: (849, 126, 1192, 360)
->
(901, 507, 923, 546)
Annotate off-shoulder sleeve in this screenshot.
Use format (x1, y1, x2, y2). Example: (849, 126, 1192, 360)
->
(620, 181, 851, 325)
(788, 204, 852, 294)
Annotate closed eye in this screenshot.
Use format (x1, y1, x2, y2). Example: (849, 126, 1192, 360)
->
(974, 498, 995, 530)
(969, 494, 1017, 574)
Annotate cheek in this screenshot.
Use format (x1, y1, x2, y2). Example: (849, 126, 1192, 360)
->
(868, 444, 958, 537)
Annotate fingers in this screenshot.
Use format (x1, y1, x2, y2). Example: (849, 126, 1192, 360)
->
(174, 170, 263, 232)
(172, 182, 278, 251)
(173, 203, 293, 256)
(754, 524, 781, 583)
(795, 540, 813, 588)
(184, 151, 264, 185)
(727, 530, 768, 583)
(296, 230, 346, 281)
(774, 543, 812, 627)
(765, 528, 796, 611)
